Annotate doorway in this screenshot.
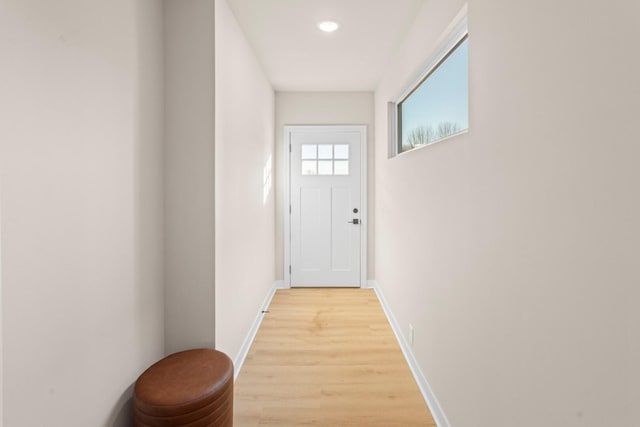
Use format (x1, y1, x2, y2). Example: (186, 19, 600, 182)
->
(284, 126, 367, 287)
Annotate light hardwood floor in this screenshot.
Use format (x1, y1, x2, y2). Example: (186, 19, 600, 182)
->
(234, 288, 436, 426)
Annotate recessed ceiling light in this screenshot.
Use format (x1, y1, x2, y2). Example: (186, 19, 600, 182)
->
(317, 21, 340, 33)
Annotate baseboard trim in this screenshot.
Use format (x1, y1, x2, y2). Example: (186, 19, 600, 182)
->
(233, 281, 279, 381)
(370, 280, 451, 427)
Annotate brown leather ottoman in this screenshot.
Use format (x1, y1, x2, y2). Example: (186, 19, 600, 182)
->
(133, 349, 234, 427)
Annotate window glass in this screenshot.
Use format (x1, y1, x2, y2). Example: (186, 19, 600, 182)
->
(398, 37, 468, 153)
(301, 160, 317, 175)
(301, 144, 317, 159)
(318, 145, 333, 160)
(318, 160, 333, 175)
(334, 144, 349, 160)
(300, 143, 351, 176)
(334, 160, 349, 175)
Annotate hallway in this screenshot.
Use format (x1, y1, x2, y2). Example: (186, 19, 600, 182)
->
(1, 0, 638, 425)
(234, 288, 435, 426)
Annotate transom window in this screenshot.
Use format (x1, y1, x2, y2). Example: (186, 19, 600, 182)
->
(391, 17, 468, 156)
(301, 144, 350, 176)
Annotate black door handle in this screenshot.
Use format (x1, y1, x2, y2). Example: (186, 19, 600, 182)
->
(348, 219, 360, 225)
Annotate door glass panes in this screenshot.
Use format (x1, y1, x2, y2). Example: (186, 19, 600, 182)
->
(334, 160, 349, 175)
(318, 160, 333, 175)
(318, 145, 333, 159)
(334, 144, 349, 159)
(301, 160, 317, 175)
(301, 144, 317, 159)
(301, 143, 350, 176)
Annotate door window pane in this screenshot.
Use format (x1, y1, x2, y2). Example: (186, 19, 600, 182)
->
(301, 160, 317, 175)
(318, 160, 333, 175)
(334, 160, 349, 175)
(334, 144, 349, 159)
(318, 145, 333, 160)
(301, 144, 317, 159)
(300, 143, 352, 176)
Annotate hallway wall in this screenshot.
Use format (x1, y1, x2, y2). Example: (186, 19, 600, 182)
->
(0, 1, 165, 425)
(163, 0, 216, 355)
(0, 183, 3, 425)
(214, 0, 276, 361)
(274, 92, 375, 281)
(374, 1, 640, 426)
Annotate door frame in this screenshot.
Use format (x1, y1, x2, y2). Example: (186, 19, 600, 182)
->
(283, 125, 367, 288)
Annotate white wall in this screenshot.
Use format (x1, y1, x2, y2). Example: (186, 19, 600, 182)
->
(0, 183, 3, 426)
(163, 0, 216, 355)
(214, 0, 276, 361)
(274, 92, 375, 280)
(374, 0, 640, 426)
(0, 1, 165, 426)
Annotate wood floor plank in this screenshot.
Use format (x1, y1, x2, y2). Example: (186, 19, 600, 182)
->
(234, 288, 436, 426)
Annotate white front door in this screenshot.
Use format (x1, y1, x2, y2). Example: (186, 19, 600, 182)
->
(288, 126, 364, 287)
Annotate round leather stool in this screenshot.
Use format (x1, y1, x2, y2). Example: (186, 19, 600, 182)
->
(133, 349, 234, 427)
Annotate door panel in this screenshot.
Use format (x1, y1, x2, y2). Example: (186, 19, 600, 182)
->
(290, 128, 362, 287)
(331, 187, 351, 271)
(299, 187, 323, 271)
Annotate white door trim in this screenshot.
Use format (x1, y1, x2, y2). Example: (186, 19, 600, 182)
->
(283, 125, 367, 288)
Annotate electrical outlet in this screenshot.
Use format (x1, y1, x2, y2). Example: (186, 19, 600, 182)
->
(409, 323, 414, 346)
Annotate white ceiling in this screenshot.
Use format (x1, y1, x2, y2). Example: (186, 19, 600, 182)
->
(226, 0, 425, 92)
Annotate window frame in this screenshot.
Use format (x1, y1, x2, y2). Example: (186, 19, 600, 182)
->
(389, 15, 468, 158)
